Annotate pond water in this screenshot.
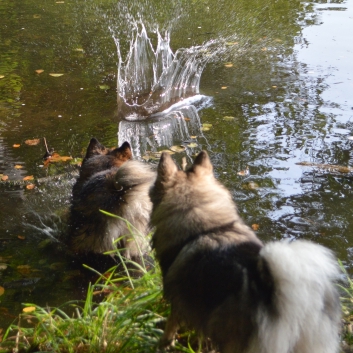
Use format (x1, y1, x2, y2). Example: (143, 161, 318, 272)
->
(0, 0, 353, 330)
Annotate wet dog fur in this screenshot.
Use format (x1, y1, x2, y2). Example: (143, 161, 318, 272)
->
(72, 138, 132, 200)
(69, 139, 155, 263)
(149, 151, 341, 353)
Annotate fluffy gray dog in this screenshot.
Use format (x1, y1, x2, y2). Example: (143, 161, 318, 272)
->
(149, 150, 341, 353)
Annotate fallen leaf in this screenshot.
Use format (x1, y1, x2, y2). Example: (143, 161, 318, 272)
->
(225, 42, 238, 46)
(23, 306, 36, 313)
(74, 48, 84, 52)
(99, 84, 110, 90)
(1, 175, 8, 181)
(0, 264, 7, 271)
(221, 86, 228, 90)
(223, 116, 235, 121)
(23, 175, 34, 181)
(237, 166, 250, 176)
(13, 144, 20, 148)
(159, 149, 175, 155)
(49, 73, 64, 77)
(224, 63, 233, 68)
(201, 123, 212, 132)
(35, 69, 44, 74)
(0, 286, 4, 296)
(18, 235, 26, 240)
(272, 86, 277, 88)
(26, 184, 35, 190)
(14, 165, 23, 169)
(25, 138, 41, 145)
(33, 14, 41, 19)
(0, 75, 4, 79)
(252, 224, 260, 231)
(49, 154, 73, 162)
(187, 142, 198, 148)
(169, 145, 186, 153)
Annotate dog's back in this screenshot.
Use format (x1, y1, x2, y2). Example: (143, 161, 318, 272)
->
(150, 151, 341, 353)
(70, 160, 156, 261)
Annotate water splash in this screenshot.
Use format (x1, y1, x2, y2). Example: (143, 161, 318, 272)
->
(113, 22, 227, 120)
(118, 95, 212, 158)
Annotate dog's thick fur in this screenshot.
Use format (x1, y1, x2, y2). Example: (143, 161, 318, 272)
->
(149, 151, 341, 353)
(72, 138, 132, 200)
(69, 139, 155, 262)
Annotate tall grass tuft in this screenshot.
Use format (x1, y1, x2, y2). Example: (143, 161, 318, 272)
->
(0, 214, 198, 353)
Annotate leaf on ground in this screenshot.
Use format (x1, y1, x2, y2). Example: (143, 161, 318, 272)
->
(187, 142, 198, 148)
(13, 144, 20, 148)
(35, 69, 44, 74)
(49, 73, 64, 77)
(23, 306, 36, 313)
(23, 175, 34, 181)
(252, 224, 260, 231)
(14, 165, 23, 169)
(25, 139, 40, 145)
(0, 286, 4, 296)
(169, 145, 186, 153)
(1, 175, 8, 181)
(26, 184, 35, 190)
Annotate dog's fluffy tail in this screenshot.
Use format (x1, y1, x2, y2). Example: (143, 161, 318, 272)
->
(257, 240, 341, 353)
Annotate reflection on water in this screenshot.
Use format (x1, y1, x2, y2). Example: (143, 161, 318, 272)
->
(0, 0, 352, 332)
(118, 95, 212, 157)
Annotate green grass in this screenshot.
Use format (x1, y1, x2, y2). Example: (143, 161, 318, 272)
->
(0, 212, 352, 353)
(0, 214, 199, 353)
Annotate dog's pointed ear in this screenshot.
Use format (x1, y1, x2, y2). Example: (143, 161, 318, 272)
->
(85, 137, 106, 159)
(157, 152, 178, 181)
(115, 141, 132, 160)
(192, 151, 213, 174)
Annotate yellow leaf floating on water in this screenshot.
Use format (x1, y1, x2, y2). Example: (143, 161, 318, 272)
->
(25, 138, 40, 145)
(23, 306, 36, 313)
(224, 63, 233, 68)
(99, 85, 110, 90)
(252, 224, 260, 231)
(18, 235, 26, 240)
(0, 75, 5, 79)
(1, 175, 8, 181)
(221, 86, 228, 90)
(169, 145, 186, 153)
(26, 184, 35, 190)
(35, 70, 44, 74)
(187, 142, 198, 148)
(13, 144, 20, 148)
(237, 166, 250, 176)
(201, 123, 212, 132)
(74, 48, 84, 52)
(49, 73, 64, 77)
(0, 286, 4, 296)
(23, 175, 34, 181)
(14, 165, 23, 169)
(223, 116, 235, 121)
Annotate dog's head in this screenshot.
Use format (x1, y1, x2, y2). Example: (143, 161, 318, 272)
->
(149, 151, 238, 238)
